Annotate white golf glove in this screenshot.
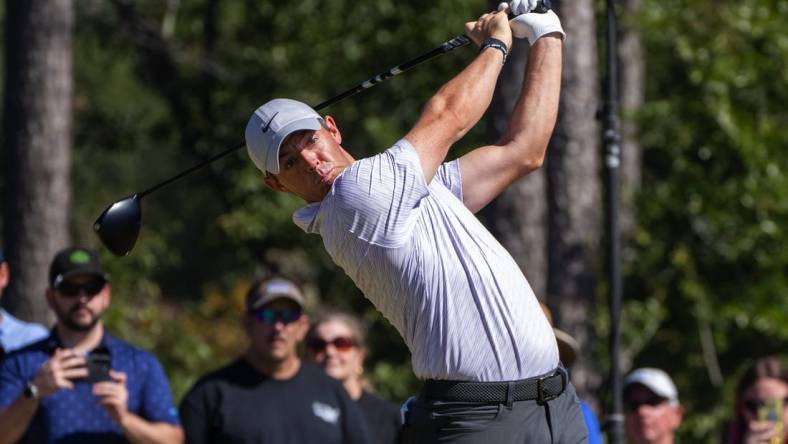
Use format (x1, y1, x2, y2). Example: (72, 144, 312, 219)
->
(505, 0, 540, 15)
(510, 10, 565, 45)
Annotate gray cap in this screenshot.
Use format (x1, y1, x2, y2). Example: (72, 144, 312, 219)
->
(246, 277, 306, 311)
(625, 367, 680, 405)
(245, 99, 324, 175)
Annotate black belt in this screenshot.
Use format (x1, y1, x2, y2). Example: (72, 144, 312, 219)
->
(423, 367, 568, 404)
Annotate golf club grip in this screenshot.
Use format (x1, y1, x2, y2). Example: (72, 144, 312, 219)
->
(534, 0, 552, 14)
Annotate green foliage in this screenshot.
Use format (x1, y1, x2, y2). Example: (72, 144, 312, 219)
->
(6, 0, 783, 439)
(613, 0, 788, 440)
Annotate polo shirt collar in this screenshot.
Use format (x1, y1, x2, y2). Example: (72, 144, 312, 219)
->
(293, 202, 322, 233)
(45, 328, 116, 355)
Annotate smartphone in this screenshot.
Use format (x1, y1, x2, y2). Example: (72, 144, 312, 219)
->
(757, 398, 784, 444)
(85, 351, 112, 383)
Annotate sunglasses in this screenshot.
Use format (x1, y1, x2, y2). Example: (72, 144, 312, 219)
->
(252, 307, 302, 325)
(306, 336, 355, 352)
(743, 397, 788, 415)
(56, 279, 106, 298)
(624, 396, 668, 412)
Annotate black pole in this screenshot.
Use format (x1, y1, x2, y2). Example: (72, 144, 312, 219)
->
(602, 0, 624, 443)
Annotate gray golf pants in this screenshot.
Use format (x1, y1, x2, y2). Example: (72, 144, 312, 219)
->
(401, 382, 588, 443)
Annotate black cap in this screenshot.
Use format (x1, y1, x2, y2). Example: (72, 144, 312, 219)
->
(49, 246, 108, 288)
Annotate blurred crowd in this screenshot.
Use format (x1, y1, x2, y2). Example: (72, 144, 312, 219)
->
(1, 246, 786, 444)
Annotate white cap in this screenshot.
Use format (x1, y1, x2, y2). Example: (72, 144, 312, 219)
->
(245, 99, 324, 175)
(624, 368, 680, 405)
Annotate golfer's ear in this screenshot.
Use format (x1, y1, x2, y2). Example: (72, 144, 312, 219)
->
(324, 115, 342, 144)
(262, 174, 287, 192)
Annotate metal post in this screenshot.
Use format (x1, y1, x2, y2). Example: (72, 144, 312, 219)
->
(602, 0, 624, 443)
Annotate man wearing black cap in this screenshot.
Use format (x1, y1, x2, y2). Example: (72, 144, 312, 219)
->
(0, 246, 183, 444)
(179, 276, 370, 444)
(0, 248, 48, 360)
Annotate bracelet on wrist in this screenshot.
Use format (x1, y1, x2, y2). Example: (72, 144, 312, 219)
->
(24, 381, 40, 401)
(480, 37, 508, 65)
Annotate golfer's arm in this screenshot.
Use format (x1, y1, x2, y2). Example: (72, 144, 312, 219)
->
(120, 413, 184, 444)
(459, 35, 563, 213)
(404, 48, 505, 183)
(0, 395, 39, 444)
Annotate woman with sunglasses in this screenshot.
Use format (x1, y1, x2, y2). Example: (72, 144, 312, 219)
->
(306, 310, 401, 444)
(726, 356, 788, 444)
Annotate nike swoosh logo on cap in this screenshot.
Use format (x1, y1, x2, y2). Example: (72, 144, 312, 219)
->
(261, 112, 279, 133)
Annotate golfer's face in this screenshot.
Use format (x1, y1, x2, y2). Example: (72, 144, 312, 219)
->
(246, 299, 307, 363)
(274, 126, 348, 203)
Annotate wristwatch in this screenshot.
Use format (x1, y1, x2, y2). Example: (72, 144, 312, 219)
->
(23, 381, 40, 401)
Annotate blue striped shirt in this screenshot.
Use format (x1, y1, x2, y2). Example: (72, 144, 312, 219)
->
(294, 140, 558, 381)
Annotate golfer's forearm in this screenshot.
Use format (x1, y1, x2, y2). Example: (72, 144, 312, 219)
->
(428, 48, 504, 138)
(120, 413, 184, 444)
(503, 36, 563, 164)
(407, 48, 504, 179)
(0, 396, 39, 444)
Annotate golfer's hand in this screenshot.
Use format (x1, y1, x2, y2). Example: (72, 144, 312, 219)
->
(31, 348, 88, 398)
(93, 370, 130, 424)
(509, 10, 565, 44)
(506, 0, 540, 15)
(742, 420, 780, 444)
(464, 10, 512, 49)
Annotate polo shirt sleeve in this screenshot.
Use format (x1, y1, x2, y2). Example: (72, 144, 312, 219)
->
(0, 354, 25, 409)
(139, 353, 181, 426)
(434, 158, 463, 201)
(331, 139, 430, 248)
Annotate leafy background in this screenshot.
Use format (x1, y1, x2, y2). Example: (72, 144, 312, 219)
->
(2, 0, 786, 441)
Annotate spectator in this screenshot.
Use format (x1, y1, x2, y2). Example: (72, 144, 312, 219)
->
(0, 248, 48, 359)
(541, 303, 603, 444)
(725, 356, 787, 444)
(623, 367, 684, 444)
(0, 246, 183, 444)
(179, 276, 370, 444)
(306, 309, 401, 444)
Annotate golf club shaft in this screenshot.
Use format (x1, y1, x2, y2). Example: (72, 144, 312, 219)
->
(138, 0, 555, 197)
(139, 34, 473, 197)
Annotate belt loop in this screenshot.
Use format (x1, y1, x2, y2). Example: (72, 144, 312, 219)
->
(505, 381, 515, 408)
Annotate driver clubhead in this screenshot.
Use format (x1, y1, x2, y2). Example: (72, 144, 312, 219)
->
(93, 194, 142, 256)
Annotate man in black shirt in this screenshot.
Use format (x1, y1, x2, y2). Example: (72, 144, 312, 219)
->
(179, 276, 370, 444)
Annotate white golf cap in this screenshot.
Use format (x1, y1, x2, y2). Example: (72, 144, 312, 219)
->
(624, 368, 680, 405)
(245, 98, 324, 175)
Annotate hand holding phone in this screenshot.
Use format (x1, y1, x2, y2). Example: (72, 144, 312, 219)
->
(757, 399, 785, 444)
(85, 351, 112, 383)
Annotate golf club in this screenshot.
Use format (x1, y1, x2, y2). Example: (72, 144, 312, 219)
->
(94, 2, 552, 256)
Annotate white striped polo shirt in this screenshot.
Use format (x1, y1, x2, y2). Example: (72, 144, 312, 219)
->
(293, 139, 558, 382)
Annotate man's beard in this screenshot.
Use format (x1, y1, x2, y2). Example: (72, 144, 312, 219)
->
(58, 304, 101, 332)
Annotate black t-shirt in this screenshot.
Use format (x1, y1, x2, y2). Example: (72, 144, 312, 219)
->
(357, 391, 401, 444)
(179, 359, 370, 444)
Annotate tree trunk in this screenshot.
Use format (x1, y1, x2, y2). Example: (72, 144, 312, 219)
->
(482, 1, 602, 404)
(480, 29, 548, 300)
(2, 0, 73, 324)
(545, 0, 602, 400)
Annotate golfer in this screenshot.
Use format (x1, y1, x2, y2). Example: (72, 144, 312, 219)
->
(245, 6, 586, 443)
